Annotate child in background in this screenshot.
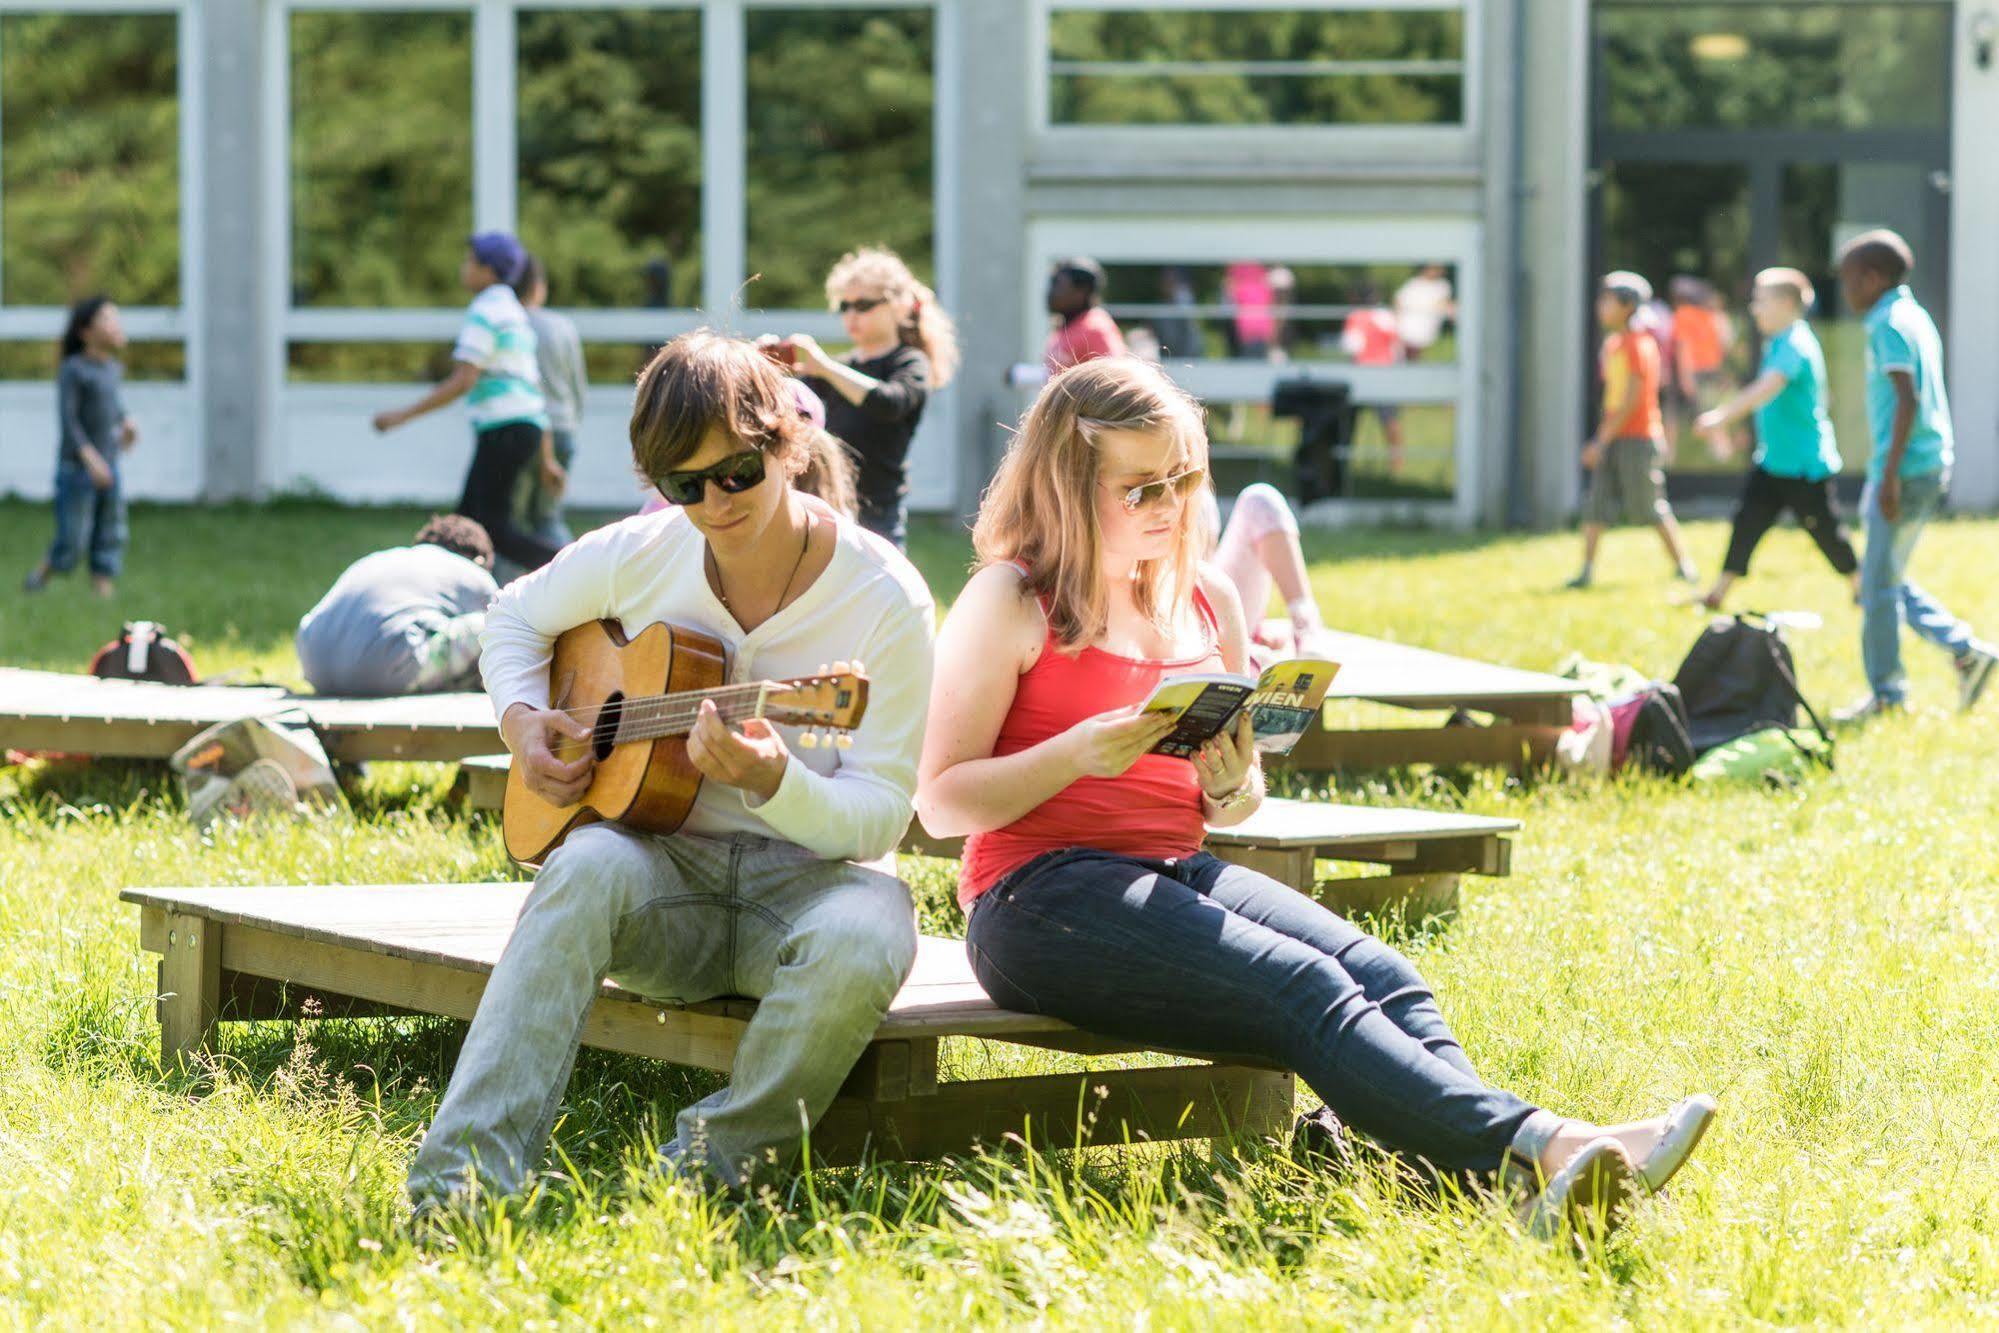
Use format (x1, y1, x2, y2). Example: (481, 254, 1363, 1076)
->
(1671, 277, 1735, 447)
(1341, 285, 1407, 473)
(23, 297, 139, 599)
(370, 231, 561, 573)
(1832, 230, 1997, 720)
(1694, 269, 1858, 612)
(517, 254, 586, 555)
(1568, 272, 1699, 590)
(295, 515, 498, 697)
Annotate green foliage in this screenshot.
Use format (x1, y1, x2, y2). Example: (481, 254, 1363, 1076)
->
(289, 12, 474, 310)
(4, 501, 1999, 1322)
(0, 14, 180, 306)
(517, 10, 704, 311)
(1597, 4, 1952, 133)
(744, 10, 935, 309)
(1048, 9, 1463, 126)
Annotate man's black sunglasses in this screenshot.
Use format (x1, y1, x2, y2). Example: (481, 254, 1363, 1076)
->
(656, 449, 768, 505)
(837, 297, 886, 314)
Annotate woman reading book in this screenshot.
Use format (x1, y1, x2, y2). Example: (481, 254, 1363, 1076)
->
(916, 357, 1714, 1238)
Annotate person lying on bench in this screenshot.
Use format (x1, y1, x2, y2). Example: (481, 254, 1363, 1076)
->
(295, 514, 498, 697)
(916, 357, 1714, 1239)
(407, 331, 934, 1209)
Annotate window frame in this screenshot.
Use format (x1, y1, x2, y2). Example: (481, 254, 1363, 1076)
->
(267, 0, 948, 384)
(1025, 214, 1482, 522)
(1029, 0, 1477, 154)
(0, 0, 199, 376)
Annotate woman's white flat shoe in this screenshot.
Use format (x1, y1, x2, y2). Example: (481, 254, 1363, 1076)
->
(1635, 1094, 1717, 1194)
(1512, 1136, 1635, 1242)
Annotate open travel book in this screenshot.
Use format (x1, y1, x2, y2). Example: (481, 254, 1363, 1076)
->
(1139, 658, 1340, 759)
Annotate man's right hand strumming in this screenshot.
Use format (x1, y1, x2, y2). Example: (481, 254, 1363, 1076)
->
(503, 703, 596, 805)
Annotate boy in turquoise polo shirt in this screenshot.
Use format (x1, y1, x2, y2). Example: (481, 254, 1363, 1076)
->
(1693, 267, 1858, 612)
(1832, 230, 1995, 720)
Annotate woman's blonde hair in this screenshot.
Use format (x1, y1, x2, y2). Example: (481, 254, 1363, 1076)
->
(824, 246, 960, 387)
(973, 357, 1212, 650)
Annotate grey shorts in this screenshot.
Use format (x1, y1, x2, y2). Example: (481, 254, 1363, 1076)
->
(1584, 436, 1671, 526)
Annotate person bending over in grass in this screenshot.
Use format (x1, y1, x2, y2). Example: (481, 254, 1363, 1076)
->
(1693, 269, 1859, 613)
(408, 331, 933, 1212)
(24, 297, 139, 600)
(917, 356, 1715, 1240)
(294, 514, 498, 697)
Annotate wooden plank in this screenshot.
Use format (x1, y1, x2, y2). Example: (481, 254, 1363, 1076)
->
(1315, 873, 1461, 920)
(1278, 724, 1560, 774)
(1212, 845, 1314, 893)
(807, 1065, 1296, 1164)
(841, 1038, 941, 1101)
(460, 754, 510, 811)
(1202, 798, 1519, 850)
(1315, 630, 1578, 707)
(159, 911, 222, 1065)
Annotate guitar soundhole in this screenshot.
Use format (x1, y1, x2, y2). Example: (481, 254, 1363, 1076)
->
(592, 693, 624, 760)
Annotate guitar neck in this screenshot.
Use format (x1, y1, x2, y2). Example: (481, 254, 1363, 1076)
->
(609, 682, 777, 745)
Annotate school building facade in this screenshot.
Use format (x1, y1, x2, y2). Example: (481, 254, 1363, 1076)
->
(1, 0, 1993, 527)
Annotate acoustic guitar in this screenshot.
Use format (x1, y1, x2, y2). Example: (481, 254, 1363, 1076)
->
(501, 619, 869, 865)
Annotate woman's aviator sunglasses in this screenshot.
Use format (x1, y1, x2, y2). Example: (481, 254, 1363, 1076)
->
(656, 449, 768, 506)
(1103, 467, 1206, 513)
(836, 296, 886, 314)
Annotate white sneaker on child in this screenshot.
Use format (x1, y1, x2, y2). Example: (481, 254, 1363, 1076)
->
(1956, 645, 1998, 713)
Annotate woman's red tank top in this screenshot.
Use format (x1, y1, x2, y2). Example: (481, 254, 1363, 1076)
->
(958, 569, 1225, 909)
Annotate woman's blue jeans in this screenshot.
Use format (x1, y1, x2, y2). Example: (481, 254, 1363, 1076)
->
(965, 848, 1540, 1176)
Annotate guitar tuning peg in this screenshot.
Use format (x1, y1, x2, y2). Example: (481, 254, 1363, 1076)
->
(835, 733, 854, 750)
(798, 730, 819, 750)
(817, 662, 828, 675)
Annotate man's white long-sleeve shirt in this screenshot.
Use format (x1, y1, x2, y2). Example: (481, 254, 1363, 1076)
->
(480, 504, 936, 863)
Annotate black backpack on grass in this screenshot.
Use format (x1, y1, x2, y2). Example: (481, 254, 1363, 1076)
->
(1672, 614, 1831, 756)
(1609, 683, 1698, 776)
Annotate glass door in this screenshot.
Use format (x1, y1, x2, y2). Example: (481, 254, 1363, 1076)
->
(1589, 2, 1954, 495)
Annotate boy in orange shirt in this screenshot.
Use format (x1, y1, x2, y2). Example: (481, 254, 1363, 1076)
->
(1568, 272, 1699, 589)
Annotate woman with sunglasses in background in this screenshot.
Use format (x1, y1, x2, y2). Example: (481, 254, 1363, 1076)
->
(915, 357, 1714, 1240)
(410, 330, 937, 1209)
(765, 247, 958, 549)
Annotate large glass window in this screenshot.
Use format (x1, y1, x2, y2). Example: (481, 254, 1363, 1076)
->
(290, 11, 473, 308)
(1047, 6, 1465, 128)
(1098, 260, 1459, 364)
(516, 9, 703, 310)
(0, 13, 180, 306)
(1597, 4, 1952, 133)
(744, 7, 934, 309)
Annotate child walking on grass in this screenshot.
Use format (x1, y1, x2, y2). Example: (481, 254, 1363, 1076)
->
(1568, 272, 1698, 591)
(1694, 268, 1859, 612)
(1830, 230, 1996, 721)
(23, 297, 139, 600)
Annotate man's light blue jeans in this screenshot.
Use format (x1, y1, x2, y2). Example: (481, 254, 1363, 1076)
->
(408, 824, 918, 1204)
(1860, 470, 1974, 703)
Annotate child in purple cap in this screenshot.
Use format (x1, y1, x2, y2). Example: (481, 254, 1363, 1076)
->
(371, 232, 562, 573)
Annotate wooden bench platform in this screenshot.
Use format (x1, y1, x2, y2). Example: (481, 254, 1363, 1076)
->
(0, 668, 499, 764)
(124, 882, 1297, 1163)
(456, 756, 1518, 919)
(1286, 629, 1579, 775)
(3, 641, 1575, 775)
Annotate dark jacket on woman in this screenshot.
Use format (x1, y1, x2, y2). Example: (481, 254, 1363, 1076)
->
(809, 345, 931, 544)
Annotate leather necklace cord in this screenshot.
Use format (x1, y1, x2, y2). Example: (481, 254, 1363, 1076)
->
(708, 511, 814, 619)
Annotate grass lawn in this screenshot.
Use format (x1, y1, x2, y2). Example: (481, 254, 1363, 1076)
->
(3, 497, 1997, 1326)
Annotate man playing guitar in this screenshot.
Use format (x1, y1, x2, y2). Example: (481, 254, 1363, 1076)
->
(408, 331, 935, 1208)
